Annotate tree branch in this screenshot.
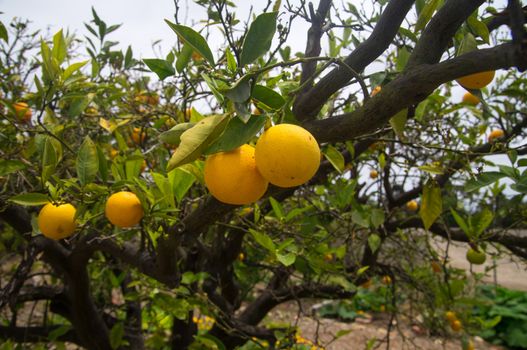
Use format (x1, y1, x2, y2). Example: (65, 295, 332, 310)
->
(293, 0, 416, 120)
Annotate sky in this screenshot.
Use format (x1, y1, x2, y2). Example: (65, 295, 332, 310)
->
(0, 0, 310, 59)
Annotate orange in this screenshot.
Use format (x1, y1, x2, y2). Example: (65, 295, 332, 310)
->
(110, 148, 119, 159)
(466, 248, 486, 265)
(450, 319, 462, 332)
(255, 124, 320, 188)
(105, 191, 144, 228)
(445, 311, 457, 323)
(38, 203, 76, 240)
(382, 275, 392, 285)
(371, 85, 381, 97)
(488, 129, 504, 143)
(13, 102, 32, 122)
(462, 92, 480, 105)
(204, 145, 268, 205)
(132, 127, 146, 145)
(456, 71, 495, 89)
(406, 200, 418, 211)
(238, 252, 245, 261)
(370, 170, 378, 179)
(431, 261, 442, 273)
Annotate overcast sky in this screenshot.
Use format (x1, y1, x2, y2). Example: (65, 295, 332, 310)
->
(0, 0, 310, 59)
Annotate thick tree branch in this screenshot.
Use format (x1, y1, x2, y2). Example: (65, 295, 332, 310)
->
(293, 0, 416, 120)
(298, 0, 332, 93)
(406, 0, 485, 69)
(304, 42, 527, 143)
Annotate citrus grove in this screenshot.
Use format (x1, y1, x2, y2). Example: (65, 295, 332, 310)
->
(1, 1, 527, 350)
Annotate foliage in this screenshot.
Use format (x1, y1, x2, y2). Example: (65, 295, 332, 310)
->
(0, 0, 526, 349)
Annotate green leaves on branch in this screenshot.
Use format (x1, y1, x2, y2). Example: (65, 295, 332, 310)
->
(77, 136, 99, 186)
(143, 58, 175, 80)
(451, 208, 493, 241)
(240, 12, 278, 66)
(167, 115, 229, 171)
(204, 115, 266, 154)
(165, 20, 215, 66)
(415, 0, 442, 32)
(419, 180, 442, 230)
(8, 193, 50, 206)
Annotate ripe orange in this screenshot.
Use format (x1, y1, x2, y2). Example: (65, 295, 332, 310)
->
(488, 129, 504, 143)
(238, 252, 245, 261)
(431, 261, 442, 273)
(204, 145, 269, 205)
(105, 191, 144, 228)
(462, 92, 480, 105)
(371, 85, 381, 97)
(445, 311, 457, 323)
(255, 124, 320, 188)
(456, 71, 495, 89)
(406, 200, 418, 211)
(38, 203, 76, 240)
(370, 170, 379, 179)
(382, 275, 392, 285)
(13, 102, 32, 122)
(450, 319, 462, 332)
(466, 248, 486, 265)
(132, 127, 146, 145)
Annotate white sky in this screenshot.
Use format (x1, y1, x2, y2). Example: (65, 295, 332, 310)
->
(0, 0, 310, 59)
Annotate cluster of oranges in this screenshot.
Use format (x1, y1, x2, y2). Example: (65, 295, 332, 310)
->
(38, 191, 144, 240)
(204, 123, 321, 205)
(445, 311, 463, 332)
(191, 315, 215, 331)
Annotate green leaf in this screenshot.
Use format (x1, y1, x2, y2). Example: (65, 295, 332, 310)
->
(109, 322, 124, 350)
(418, 163, 444, 175)
(323, 145, 345, 173)
(0, 160, 26, 176)
(159, 123, 196, 146)
(176, 42, 193, 73)
(225, 47, 237, 73)
(201, 73, 225, 103)
(396, 47, 410, 72)
(415, 0, 441, 31)
(221, 74, 253, 103)
(41, 40, 60, 83)
(205, 115, 265, 154)
(0, 21, 8, 42)
(470, 208, 494, 237)
(389, 108, 407, 139)
(249, 229, 276, 252)
(52, 29, 67, 64)
(467, 13, 490, 43)
(368, 233, 381, 253)
(68, 93, 94, 117)
(167, 114, 229, 170)
(276, 251, 296, 266)
(8, 193, 49, 206)
(152, 172, 176, 208)
(457, 32, 478, 56)
(252, 84, 285, 110)
(465, 172, 506, 192)
(169, 168, 195, 203)
(269, 197, 284, 219)
(97, 145, 109, 182)
(63, 60, 89, 80)
(165, 20, 215, 66)
(42, 137, 58, 184)
(370, 208, 385, 228)
(240, 12, 277, 66)
(76, 136, 99, 186)
(517, 159, 527, 167)
(450, 209, 470, 236)
(194, 334, 226, 350)
(420, 180, 442, 230)
(143, 58, 175, 80)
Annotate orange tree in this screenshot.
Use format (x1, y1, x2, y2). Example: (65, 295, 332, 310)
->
(1, 1, 527, 349)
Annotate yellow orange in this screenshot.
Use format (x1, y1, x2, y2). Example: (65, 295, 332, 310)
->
(450, 319, 462, 332)
(132, 127, 146, 145)
(370, 170, 378, 179)
(488, 129, 504, 143)
(445, 311, 457, 323)
(38, 203, 76, 240)
(456, 71, 495, 89)
(105, 191, 144, 228)
(204, 145, 269, 205)
(13, 102, 32, 122)
(406, 200, 418, 211)
(371, 85, 381, 97)
(462, 92, 480, 105)
(255, 124, 320, 188)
